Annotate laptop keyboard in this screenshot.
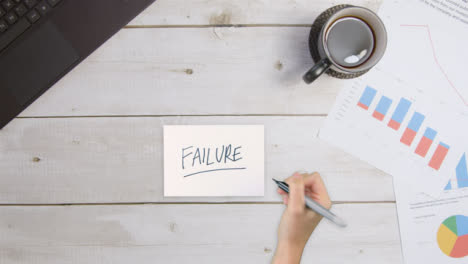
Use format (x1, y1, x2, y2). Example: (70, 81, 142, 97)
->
(0, 0, 62, 51)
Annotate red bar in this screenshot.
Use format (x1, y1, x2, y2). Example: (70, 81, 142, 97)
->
(415, 136, 433, 157)
(400, 128, 417, 146)
(388, 119, 401, 130)
(372, 111, 385, 121)
(357, 102, 369, 110)
(429, 145, 449, 170)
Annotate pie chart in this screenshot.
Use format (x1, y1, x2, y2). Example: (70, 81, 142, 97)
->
(437, 215, 468, 258)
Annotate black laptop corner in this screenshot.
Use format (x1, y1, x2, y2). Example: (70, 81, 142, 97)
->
(0, 0, 156, 129)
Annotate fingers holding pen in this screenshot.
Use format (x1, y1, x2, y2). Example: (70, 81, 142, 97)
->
(284, 173, 306, 214)
(277, 172, 306, 206)
(276, 172, 331, 209)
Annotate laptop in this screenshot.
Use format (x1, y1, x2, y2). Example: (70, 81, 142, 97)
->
(0, 0, 156, 129)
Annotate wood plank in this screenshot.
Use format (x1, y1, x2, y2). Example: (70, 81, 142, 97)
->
(0, 116, 393, 204)
(19, 27, 361, 117)
(130, 0, 383, 26)
(0, 203, 402, 264)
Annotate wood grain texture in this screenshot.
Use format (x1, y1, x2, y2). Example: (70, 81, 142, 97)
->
(0, 203, 402, 264)
(0, 116, 392, 204)
(20, 27, 344, 117)
(0, 0, 402, 262)
(130, 0, 382, 26)
(16, 1, 384, 118)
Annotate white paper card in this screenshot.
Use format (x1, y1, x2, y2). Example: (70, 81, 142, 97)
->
(164, 125, 264, 197)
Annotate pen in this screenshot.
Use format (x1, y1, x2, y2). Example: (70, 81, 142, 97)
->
(273, 178, 347, 228)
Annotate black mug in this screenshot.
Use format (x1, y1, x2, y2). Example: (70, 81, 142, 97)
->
(303, 6, 387, 84)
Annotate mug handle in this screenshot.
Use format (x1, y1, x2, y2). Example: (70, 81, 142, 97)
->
(303, 58, 332, 84)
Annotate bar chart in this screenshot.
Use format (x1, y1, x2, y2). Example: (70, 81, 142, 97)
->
(429, 143, 450, 170)
(388, 98, 412, 130)
(457, 154, 468, 189)
(356, 86, 450, 171)
(372, 96, 393, 121)
(357, 86, 377, 110)
(401, 112, 425, 146)
(321, 63, 467, 195)
(445, 153, 468, 190)
(415, 128, 437, 157)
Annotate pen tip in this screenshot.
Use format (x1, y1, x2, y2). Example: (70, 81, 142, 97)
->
(272, 178, 279, 183)
(334, 217, 348, 228)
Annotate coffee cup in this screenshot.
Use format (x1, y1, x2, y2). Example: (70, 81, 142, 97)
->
(303, 5, 387, 84)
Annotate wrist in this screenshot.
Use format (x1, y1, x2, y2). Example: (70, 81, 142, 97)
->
(272, 242, 305, 264)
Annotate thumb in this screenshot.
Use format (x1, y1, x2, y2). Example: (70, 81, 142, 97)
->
(287, 173, 305, 213)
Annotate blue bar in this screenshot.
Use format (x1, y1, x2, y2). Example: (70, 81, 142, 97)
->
(440, 142, 450, 149)
(457, 153, 468, 188)
(390, 98, 411, 123)
(359, 86, 377, 107)
(423, 128, 437, 140)
(407, 112, 425, 132)
(444, 181, 452, 190)
(375, 96, 392, 115)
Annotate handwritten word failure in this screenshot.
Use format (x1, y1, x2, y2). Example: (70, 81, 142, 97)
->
(182, 145, 243, 170)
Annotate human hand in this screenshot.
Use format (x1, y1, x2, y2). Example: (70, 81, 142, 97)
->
(272, 172, 332, 264)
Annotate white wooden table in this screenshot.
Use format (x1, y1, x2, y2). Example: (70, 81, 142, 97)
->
(0, 0, 403, 263)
